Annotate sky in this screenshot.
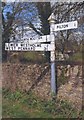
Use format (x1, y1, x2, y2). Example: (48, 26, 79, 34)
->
(2, 1, 84, 42)
(3, 2, 39, 23)
(1, 0, 84, 2)
(2, 2, 41, 41)
(3, 4, 13, 20)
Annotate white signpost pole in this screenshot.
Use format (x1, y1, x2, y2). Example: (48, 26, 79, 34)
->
(48, 13, 56, 96)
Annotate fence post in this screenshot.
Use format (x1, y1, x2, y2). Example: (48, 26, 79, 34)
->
(48, 13, 57, 96)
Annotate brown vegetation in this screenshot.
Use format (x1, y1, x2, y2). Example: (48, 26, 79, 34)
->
(2, 62, 82, 111)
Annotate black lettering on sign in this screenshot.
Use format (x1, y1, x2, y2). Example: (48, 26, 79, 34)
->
(30, 38, 32, 40)
(28, 47, 31, 51)
(15, 43, 18, 46)
(21, 47, 24, 51)
(22, 47, 26, 50)
(57, 25, 59, 28)
(6, 47, 9, 50)
(37, 44, 40, 47)
(18, 47, 21, 50)
(44, 47, 47, 51)
(31, 46, 33, 50)
(22, 47, 27, 51)
(31, 46, 34, 51)
(10, 43, 14, 47)
(10, 47, 13, 50)
(57, 24, 68, 29)
(25, 47, 27, 50)
(21, 43, 24, 46)
(14, 46, 16, 50)
(63, 24, 68, 28)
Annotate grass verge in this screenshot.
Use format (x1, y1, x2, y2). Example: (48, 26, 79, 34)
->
(2, 89, 83, 118)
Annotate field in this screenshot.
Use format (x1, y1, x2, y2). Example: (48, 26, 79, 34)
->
(2, 89, 83, 118)
(2, 61, 83, 119)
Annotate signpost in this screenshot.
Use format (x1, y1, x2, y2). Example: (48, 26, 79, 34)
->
(54, 21, 78, 31)
(5, 43, 54, 51)
(48, 13, 56, 95)
(5, 13, 78, 96)
(23, 34, 53, 44)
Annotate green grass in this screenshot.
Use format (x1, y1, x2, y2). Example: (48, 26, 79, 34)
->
(2, 89, 83, 118)
(19, 51, 46, 63)
(69, 52, 82, 62)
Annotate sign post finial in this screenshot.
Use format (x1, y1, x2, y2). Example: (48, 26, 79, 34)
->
(48, 13, 56, 24)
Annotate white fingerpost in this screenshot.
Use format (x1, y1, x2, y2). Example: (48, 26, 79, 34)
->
(48, 13, 56, 95)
